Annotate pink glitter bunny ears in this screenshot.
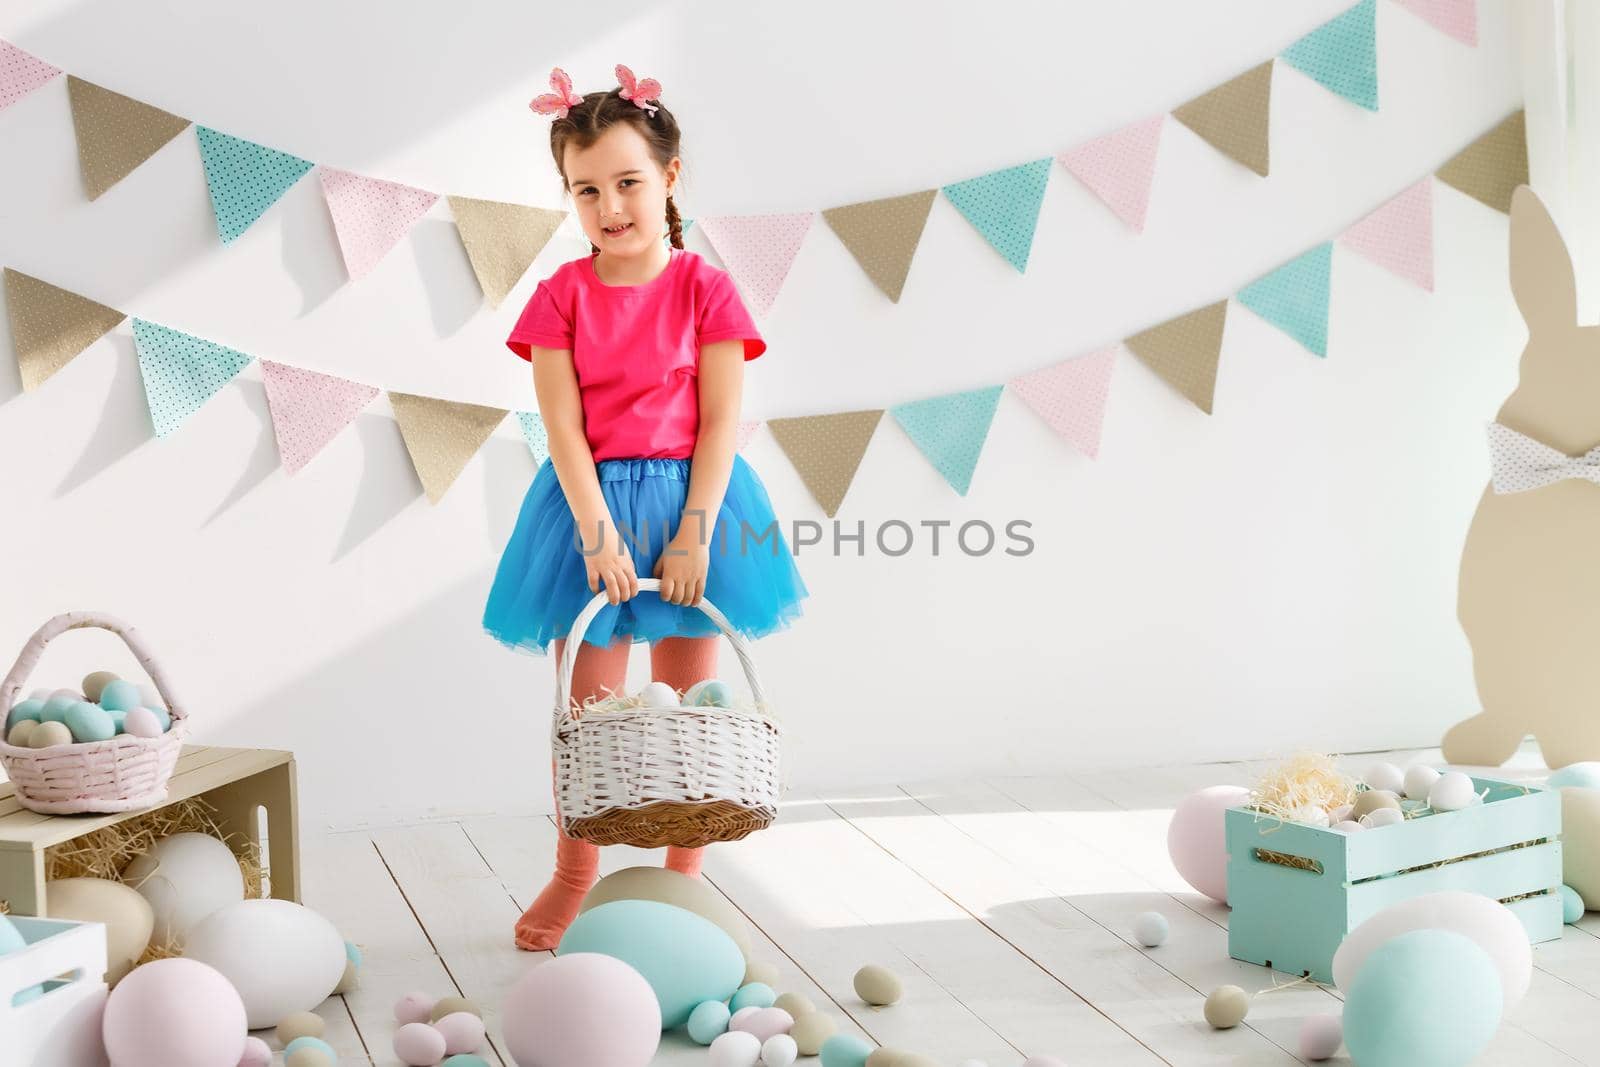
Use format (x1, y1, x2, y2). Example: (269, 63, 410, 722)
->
(528, 65, 663, 119)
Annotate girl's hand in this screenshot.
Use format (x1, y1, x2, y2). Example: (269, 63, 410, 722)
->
(654, 532, 710, 607)
(581, 522, 639, 605)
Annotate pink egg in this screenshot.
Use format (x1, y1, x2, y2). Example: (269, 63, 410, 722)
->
(123, 707, 163, 738)
(730, 1004, 762, 1028)
(434, 1010, 486, 1054)
(393, 991, 436, 1024)
(501, 953, 660, 1067)
(237, 1036, 272, 1067)
(103, 957, 247, 1067)
(393, 1022, 447, 1065)
(1299, 1013, 1343, 1060)
(1166, 785, 1251, 904)
(731, 1006, 793, 1041)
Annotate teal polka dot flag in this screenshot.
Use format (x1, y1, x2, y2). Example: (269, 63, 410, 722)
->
(1236, 242, 1333, 357)
(890, 385, 1004, 495)
(132, 318, 254, 437)
(1281, 0, 1378, 112)
(196, 126, 314, 243)
(516, 411, 549, 466)
(941, 158, 1052, 273)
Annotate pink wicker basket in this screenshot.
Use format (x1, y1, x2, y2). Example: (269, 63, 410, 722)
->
(0, 612, 189, 814)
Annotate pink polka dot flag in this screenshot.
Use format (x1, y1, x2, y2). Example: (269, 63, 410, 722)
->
(693, 213, 813, 318)
(1008, 346, 1118, 459)
(319, 167, 439, 281)
(260, 359, 379, 474)
(1057, 116, 1165, 233)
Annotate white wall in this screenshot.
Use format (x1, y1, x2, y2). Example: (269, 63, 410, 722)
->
(0, 0, 1529, 830)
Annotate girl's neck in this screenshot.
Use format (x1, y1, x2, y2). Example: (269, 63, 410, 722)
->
(592, 243, 673, 287)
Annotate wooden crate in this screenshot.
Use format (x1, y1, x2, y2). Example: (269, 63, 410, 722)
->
(0, 745, 298, 917)
(0, 916, 110, 1066)
(1225, 776, 1563, 982)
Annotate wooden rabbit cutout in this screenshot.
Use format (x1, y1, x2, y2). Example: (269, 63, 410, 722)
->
(1449, 184, 1600, 768)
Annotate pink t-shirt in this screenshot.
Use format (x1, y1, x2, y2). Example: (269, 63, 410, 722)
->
(505, 247, 766, 461)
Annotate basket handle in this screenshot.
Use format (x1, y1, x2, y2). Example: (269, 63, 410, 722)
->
(555, 578, 767, 720)
(1, 612, 187, 722)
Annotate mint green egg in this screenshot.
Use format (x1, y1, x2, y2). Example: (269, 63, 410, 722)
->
(6, 699, 44, 732)
(820, 1033, 874, 1067)
(108, 709, 127, 733)
(1561, 884, 1586, 923)
(138, 704, 172, 732)
(1344, 929, 1501, 1067)
(557, 899, 743, 1029)
(730, 981, 775, 1011)
(687, 998, 731, 1044)
(284, 1036, 336, 1059)
(98, 680, 141, 712)
(693, 680, 734, 707)
(40, 694, 77, 723)
(1549, 762, 1600, 790)
(64, 702, 115, 743)
(441, 1057, 491, 1067)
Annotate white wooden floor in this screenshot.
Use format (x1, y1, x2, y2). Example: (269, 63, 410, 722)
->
(285, 744, 1600, 1066)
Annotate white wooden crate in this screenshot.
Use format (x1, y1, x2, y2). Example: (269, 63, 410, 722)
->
(0, 915, 110, 1066)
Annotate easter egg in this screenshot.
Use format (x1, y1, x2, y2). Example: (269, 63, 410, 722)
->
(820, 1033, 874, 1067)
(762, 1033, 799, 1067)
(581, 866, 752, 959)
(502, 952, 660, 1066)
(344, 940, 363, 967)
(393, 991, 435, 1024)
(181, 899, 346, 1028)
(689, 998, 733, 1044)
(428, 995, 480, 1022)
(1549, 762, 1600, 790)
(732, 981, 776, 1011)
(731, 1005, 761, 1029)
(238, 1035, 272, 1067)
(123, 832, 244, 946)
(1344, 929, 1501, 1067)
(286, 1049, 335, 1067)
(102, 957, 247, 1067)
(40, 693, 78, 723)
(28, 720, 72, 747)
(639, 681, 681, 707)
(442, 1058, 492, 1067)
(559, 898, 744, 1028)
(98, 679, 142, 712)
(790, 1012, 837, 1055)
(1352, 790, 1400, 820)
(0, 915, 45, 1004)
(710, 1029, 762, 1067)
(6, 698, 44, 731)
(63, 701, 115, 743)
(334, 957, 359, 994)
(1331, 890, 1530, 1010)
(1363, 762, 1405, 794)
(82, 671, 120, 703)
(692, 679, 734, 707)
(45, 877, 154, 983)
(146, 704, 172, 731)
(1428, 772, 1479, 812)
(278, 1010, 326, 1044)
(1299, 1013, 1342, 1060)
(1403, 764, 1442, 800)
(137, 683, 165, 711)
(1203, 985, 1249, 1028)
(853, 964, 902, 1006)
(1332, 820, 1364, 833)
(8, 720, 37, 747)
(1561, 884, 1586, 923)
(744, 958, 781, 986)
(733, 1006, 794, 1042)
(436, 1011, 486, 1054)
(1167, 785, 1250, 903)
(1561, 786, 1600, 906)
(773, 991, 814, 1019)
(1360, 808, 1405, 829)
(122, 707, 162, 738)
(284, 1036, 336, 1059)
(1132, 911, 1168, 947)
(394, 1022, 446, 1065)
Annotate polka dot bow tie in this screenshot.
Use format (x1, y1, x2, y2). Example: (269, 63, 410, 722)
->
(1487, 422, 1600, 494)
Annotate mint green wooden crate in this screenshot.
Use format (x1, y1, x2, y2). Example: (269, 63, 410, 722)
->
(1225, 776, 1562, 982)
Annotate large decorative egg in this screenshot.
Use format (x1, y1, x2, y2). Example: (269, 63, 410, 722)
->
(45, 877, 155, 983)
(181, 899, 346, 1028)
(122, 832, 244, 946)
(580, 866, 752, 959)
(1331, 890, 1530, 1010)
(1561, 786, 1600, 906)
(501, 952, 660, 1067)
(1343, 929, 1502, 1067)
(1549, 763, 1600, 790)
(1166, 786, 1250, 903)
(558, 899, 745, 1028)
(101, 957, 247, 1067)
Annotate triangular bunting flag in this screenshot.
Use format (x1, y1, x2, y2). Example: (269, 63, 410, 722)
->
(890, 386, 1003, 495)
(683, 217, 694, 233)
(1057, 116, 1164, 233)
(320, 168, 440, 281)
(693, 213, 813, 317)
(4, 268, 126, 391)
(821, 189, 937, 301)
(1008, 347, 1118, 459)
(66, 76, 190, 200)
(1172, 62, 1273, 177)
(131, 319, 254, 438)
(1338, 178, 1433, 290)
(1395, 0, 1477, 46)
(1281, 0, 1379, 112)
(767, 410, 883, 517)
(1435, 110, 1526, 214)
(195, 127, 314, 243)
(1237, 242, 1334, 357)
(941, 159, 1053, 273)
(734, 420, 762, 452)
(1124, 301, 1228, 414)
(1, 41, 62, 111)
(388, 392, 507, 504)
(516, 411, 549, 466)
(448, 197, 565, 308)
(259, 360, 378, 474)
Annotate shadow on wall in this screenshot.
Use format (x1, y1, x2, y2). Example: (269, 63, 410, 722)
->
(53, 335, 153, 497)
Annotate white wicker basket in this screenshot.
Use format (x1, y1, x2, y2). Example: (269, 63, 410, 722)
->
(552, 578, 783, 848)
(0, 612, 189, 814)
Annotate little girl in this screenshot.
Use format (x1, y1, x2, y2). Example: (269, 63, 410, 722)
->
(483, 65, 809, 951)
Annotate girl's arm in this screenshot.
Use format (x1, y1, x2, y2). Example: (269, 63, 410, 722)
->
(657, 340, 744, 605)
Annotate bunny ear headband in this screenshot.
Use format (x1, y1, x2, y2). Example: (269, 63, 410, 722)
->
(529, 64, 662, 119)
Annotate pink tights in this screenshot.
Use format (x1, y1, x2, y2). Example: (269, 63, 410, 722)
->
(513, 633, 720, 951)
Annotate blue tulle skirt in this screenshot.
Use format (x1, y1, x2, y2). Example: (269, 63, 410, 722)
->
(483, 455, 809, 654)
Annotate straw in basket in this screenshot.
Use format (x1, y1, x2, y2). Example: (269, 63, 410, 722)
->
(553, 578, 784, 849)
(0, 612, 189, 814)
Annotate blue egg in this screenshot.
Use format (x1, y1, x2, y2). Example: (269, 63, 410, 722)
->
(40, 694, 78, 724)
(1561, 884, 1586, 924)
(692, 680, 734, 708)
(441, 1057, 492, 1067)
(730, 981, 775, 1011)
(1549, 762, 1600, 790)
(284, 1036, 336, 1059)
(98, 680, 141, 713)
(5, 699, 45, 732)
(1344, 929, 1501, 1067)
(686, 998, 731, 1044)
(108, 709, 127, 733)
(0, 916, 45, 1006)
(147, 704, 172, 732)
(344, 939, 363, 968)
(557, 898, 744, 1028)
(63, 702, 116, 743)
(820, 1033, 874, 1067)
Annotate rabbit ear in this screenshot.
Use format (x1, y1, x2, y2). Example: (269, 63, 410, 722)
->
(1510, 184, 1577, 330)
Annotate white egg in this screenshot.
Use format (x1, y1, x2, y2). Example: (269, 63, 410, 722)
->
(1360, 808, 1405, 829)
(761, 1033, 798, 1067)
(1132, 911, 1169, 947)
(639, 681, 680, 708)
(122, 832, 244, 945)
(1363, 762, 1406, 794)
(1329, 804, 1354, 823)
(1428, 771, 1480, 812)
(1403, 764, 1442, 800)
(182, 899, 346, 1028)
(1331, 820, 1365, 833)
(709, 1029, 762, 1067)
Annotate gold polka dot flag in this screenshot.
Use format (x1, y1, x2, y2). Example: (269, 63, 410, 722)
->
(1123, 300, 1229, 415)
(66, 75, 190, 201)
(1172, 62, 1273, 178)
(4, 267, 127, 391)
(821, 189, 937, 303)
(766, 410, 884, 518)
(448, 197, 566, 308)
(1435, 110, 1527, 215)
(388, 392, 507, 504)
